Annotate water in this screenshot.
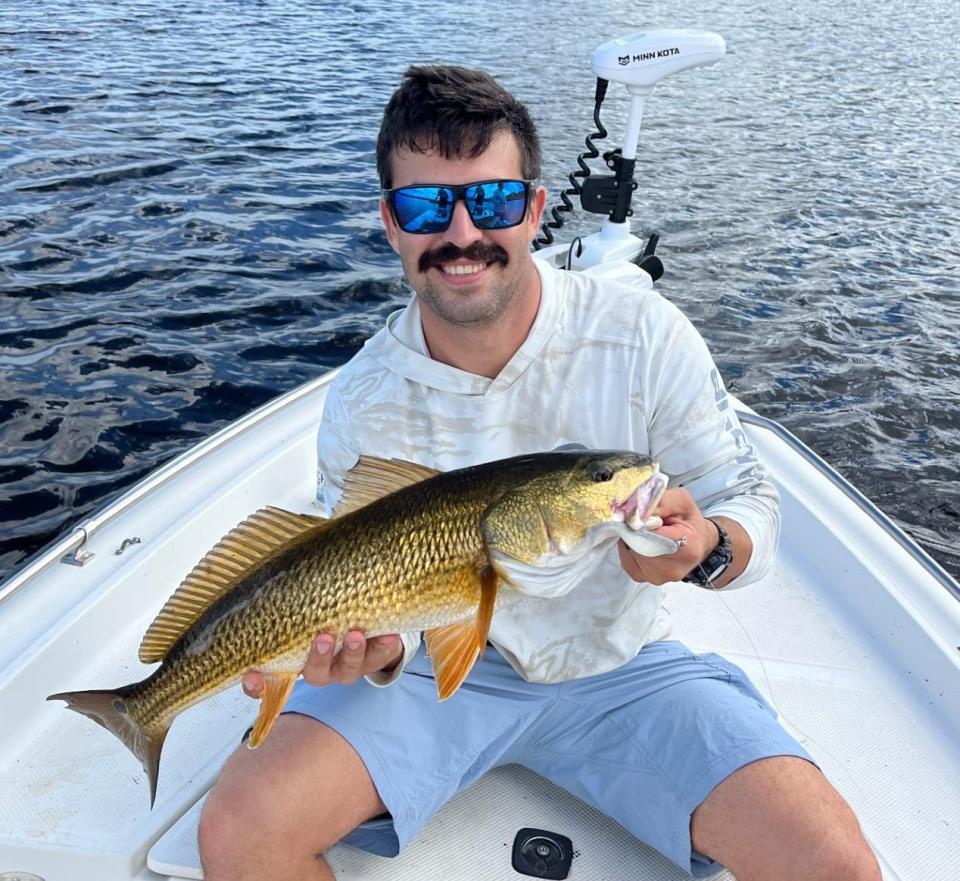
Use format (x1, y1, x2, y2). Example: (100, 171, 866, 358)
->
(1, 0, 958, 583)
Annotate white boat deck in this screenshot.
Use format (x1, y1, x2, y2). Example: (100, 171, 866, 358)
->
(1, 374, 958, 881)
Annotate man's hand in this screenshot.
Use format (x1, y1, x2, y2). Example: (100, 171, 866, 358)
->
(617, 487, 723, 586)
(241, 631, 404, 698)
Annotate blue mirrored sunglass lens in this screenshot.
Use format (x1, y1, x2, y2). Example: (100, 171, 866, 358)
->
(393, 187, 453, 233)
(467, 181, 527, 229)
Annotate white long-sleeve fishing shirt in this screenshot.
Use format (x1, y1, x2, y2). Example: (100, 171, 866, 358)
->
(315, 258, 779, 686)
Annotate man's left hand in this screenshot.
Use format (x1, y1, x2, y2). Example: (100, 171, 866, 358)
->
(617, 487, 718, 586)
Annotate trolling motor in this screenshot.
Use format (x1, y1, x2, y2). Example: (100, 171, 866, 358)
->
(534, 29, 726, 277)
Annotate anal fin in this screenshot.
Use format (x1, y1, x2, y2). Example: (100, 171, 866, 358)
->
(247, 671, 298, 748)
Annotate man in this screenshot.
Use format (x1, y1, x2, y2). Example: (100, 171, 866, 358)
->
(199, 66, 880, 881)
(491, 178, 507, 222)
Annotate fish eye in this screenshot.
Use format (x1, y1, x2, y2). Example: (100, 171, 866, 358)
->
(592, 466, 614, 482)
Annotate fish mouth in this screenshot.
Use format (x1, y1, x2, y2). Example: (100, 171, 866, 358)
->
(613, 469, 668, 532)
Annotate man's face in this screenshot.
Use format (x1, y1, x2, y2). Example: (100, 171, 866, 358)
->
(379, 131, 545, 328)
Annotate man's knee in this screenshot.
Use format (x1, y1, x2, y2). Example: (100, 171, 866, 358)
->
(815, 829, 882, 881)
(198, 779, 308, 877)
(198, 717, 384, 878)
(692, 756, 881, 881)
(197, 784, 249, 875)
(197, 765, 343, 878)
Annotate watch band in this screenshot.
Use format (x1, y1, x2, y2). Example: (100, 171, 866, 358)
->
(682, 519, 733, 587)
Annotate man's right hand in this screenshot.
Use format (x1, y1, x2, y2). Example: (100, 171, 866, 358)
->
(241, 631, 404, 698)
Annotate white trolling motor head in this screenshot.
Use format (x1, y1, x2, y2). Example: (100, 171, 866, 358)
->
(563, 29, 726, 274)
(533, 29, 726, 274)
(591, 29, 726, 92)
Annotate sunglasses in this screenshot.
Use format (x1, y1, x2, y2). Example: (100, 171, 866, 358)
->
(383, 179, 534, 234)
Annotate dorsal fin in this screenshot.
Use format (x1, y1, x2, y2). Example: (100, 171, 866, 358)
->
(138, 506, 326, 663)
(332, 456, 440, 517)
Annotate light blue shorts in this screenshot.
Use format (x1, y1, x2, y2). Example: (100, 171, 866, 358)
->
(282, 639, 812, 877)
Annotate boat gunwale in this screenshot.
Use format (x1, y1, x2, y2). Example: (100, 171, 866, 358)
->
(737, 410, 960, 604)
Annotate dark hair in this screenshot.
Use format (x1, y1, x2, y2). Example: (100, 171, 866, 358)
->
(376, 65, 541, 189)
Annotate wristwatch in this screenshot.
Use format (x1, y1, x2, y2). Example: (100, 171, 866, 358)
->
(682, 519, 733, 587)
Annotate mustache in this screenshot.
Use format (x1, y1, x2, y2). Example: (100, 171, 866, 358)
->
(418, 241, 509, 274)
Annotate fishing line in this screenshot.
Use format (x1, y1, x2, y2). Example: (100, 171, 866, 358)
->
(700, 570, 871, 805)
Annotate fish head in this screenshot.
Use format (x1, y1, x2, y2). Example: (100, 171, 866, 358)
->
(482, 450, 668, 569)
(534, 450, 667, 550)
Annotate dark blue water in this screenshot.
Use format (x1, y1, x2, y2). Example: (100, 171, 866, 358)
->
(2, 0, 958, 583)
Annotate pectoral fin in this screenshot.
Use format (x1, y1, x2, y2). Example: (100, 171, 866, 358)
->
(425, 566, 499, 700)
(247, 671, 298, 748)
(474, 564, 497, 649)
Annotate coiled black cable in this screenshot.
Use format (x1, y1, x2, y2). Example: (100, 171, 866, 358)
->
(533, 77, 609, 251)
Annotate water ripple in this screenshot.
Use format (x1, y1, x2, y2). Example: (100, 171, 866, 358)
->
(1, 0, 958, 582)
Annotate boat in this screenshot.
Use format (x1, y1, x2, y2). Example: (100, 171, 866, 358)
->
(2, 29, 958, 881)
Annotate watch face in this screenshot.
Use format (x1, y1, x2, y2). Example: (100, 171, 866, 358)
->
(704, 561, 729, 582)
